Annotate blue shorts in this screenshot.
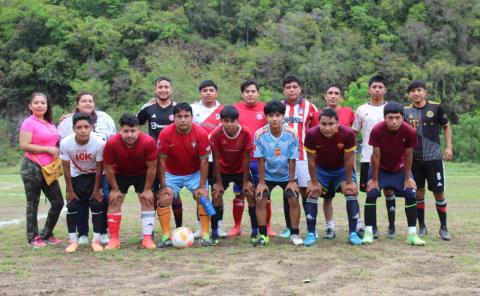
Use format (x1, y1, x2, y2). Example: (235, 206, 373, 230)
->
(368, 168, 413, 197)
(316, 166, 356, 199)
(233, 160, 258, 193)
(166, 171, 207, 199)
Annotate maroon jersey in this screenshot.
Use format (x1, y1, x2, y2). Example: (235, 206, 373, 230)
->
(210, 126, 253, 174)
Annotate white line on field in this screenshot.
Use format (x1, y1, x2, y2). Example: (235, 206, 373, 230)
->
(0, 207, 66, 228)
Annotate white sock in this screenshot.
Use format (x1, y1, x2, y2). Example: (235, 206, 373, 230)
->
(93, 232, 100, 242)
(365, 226, 373, 233)
(141, 211, 156, 236)
(356, 219, 364, 231)
(69, 233, 77, 242)
(408, 227, 416, 235)
(326, 220, 335, 230)
(218, 220, 223, 229)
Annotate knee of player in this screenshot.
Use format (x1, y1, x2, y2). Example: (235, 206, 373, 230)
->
(89, 199, 103, 212)
(367, 188, 381, 199)
(404, 187, 416, 200)
(344, 194, 357, 201)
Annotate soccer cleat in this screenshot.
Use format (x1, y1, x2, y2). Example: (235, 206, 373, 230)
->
(387, 225, 396, 239)
(407, 233, 426, 246)
(78, 235, 89, 245)
(267, 224, 277, 237)
(439, 226, 451, 241)
(212, 237, 220, 246)
(105, 238, 121, 250)
(228, 225, 242, 237)
(65, 241, 79, 253)
(157, 235, 173, 248)
(45, 235, 62, 245)
(362, 230, 374, 244)
(279, 228, 291, 239)
(373, 226, 379, 239)
(348, 232, 363, 245)
(100, 233, 110, 244)
(29, 235, 47, 248)
(418, 225, 428, 237)
(217, 227, 228, 239)
(303, 232, 317, 247)
(199, 234, 212, 247)
(290, 234, 304, 246)
(356, 229, 365, 239)
(91, 240, 104, 252)
(142, 236, 156, 250)
(253, 234, 269, 247)
(325, 228, 336, 240)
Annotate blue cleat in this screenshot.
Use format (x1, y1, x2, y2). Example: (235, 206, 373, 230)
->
(304, 232, 317, 246)
(279, 228, 291, 239)
(348, 232, 363, 245)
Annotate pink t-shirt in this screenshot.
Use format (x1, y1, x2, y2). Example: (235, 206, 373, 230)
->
(20, 115, 59, 166)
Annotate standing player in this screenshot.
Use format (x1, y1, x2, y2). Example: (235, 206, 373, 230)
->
(156, 103, 212, 247)
(191, 80, 226, 238)
(61, 113, 105, 253)
(304, 109, 363, 246)
(404, 80, 452, 240)
(210, 105, 256, 245)
(230, 80, 275, 237)
(352, 75, 396, 239)
(312, 83, 355, 127)
(253, 100, 302, 246)
(280, 75, 317, 239)
(362, 102, 425, 246)
(137, 76, 183, 229)
(103, 114, 158, 250)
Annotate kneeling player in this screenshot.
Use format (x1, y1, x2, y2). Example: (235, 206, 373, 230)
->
(363, 102, 425, 246)
(103, 114, 158, 250)
(305, 109, 362, 246)
(61, 112, 105, 253)
(254, 100, 302, 246)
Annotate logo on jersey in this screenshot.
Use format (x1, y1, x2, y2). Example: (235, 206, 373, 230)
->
(192, 141, 197, 148)
(274, 146, 281, 156)
(426, 111, 434, 118)
(151, 114, 157, 119)
(256, 113, 263, 120)
(169, 114, 174, 121)
(297, 108, 304, 115)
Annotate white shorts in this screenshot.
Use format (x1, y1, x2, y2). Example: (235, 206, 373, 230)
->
(295, 160, 310, 188)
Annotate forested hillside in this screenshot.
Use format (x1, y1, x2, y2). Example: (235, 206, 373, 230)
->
(1, 0, 479, 163)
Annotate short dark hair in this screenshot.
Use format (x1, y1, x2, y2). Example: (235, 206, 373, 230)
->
(407, 80, 426, 93)
(283, 75, 302, 87)
(319, 108, 339, 121)
(119, 113, 139, 127)
(384, 102, 404, 117)
(264, 100, 286, 116)
(220, 105, 239, 120)
(240, 80, 260, 93)
(173, 102, 192, 116)
(72, 112, 93, 127)
(155, 76, 172, 86)
(325, 83, 343, 95)
(368, 75, 387, 87)
(198, 80, 218, 91)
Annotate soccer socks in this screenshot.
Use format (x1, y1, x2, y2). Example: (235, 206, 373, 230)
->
(305, 198, 318, 233)
(417, 197, 426, 226)
(157, 207, 171, 237)
(211, 206, 222, 238)
(66, 209, 78, 236)
(91, 210, 104, 235)
(365, 189, 381, 227)
(198, 205, 210, 237)
(283, 194, 292, 229)
(345, 196, 359, 234)
(248, 206, 258, 235)
(266, 200, 272, 226)
(172, 201, 183, 228)
(436, 199, 447, 227)
(404, 188, 417, 228)
(232, 196, 244, 226)
(141, 211, 155, 238)
(259, 225, 267, 236)
(107, 212, 122, 240)
(385, 194, 396, 227)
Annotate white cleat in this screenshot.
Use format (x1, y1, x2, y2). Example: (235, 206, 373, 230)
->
(290, 234, 304, 246)
(78, 235, 89, 245)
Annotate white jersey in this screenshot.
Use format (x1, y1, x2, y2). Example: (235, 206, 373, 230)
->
(60, 133, 105, 177)
(57, 110, 116, 142)
(352, 102, 386, 162)
(191, 100, 222, 162)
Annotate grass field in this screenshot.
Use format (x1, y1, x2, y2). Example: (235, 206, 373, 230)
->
(0, 162, 479, 295)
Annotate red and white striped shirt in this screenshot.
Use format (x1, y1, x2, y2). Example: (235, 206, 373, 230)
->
(283, 98, 318, 160)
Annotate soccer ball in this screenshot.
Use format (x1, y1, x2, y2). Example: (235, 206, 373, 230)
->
(171, 227, 194, 249)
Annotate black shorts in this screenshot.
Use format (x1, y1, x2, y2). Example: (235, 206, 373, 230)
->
(208, 162, 215, 186)
(412, 159, 445, 192)
(359, 162, 370, 192)
(115, 174, 146, 194)
(260, 180, 288, 200)
(219, 172, 253, 190)
(72, 173, 96, 204)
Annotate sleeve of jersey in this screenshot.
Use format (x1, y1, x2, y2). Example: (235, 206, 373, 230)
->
(406, 127, 418, 148)
(368, 127, 379, 147)
(253, 135, 264, 158)
(244, 130, 254, 153)
(137, 107, 147, 125)
(209, 132, 219, 152)
(96, 141, 104, 162)
(198, 130, 211, 159)
(146, 138, 158, 161)
(59, 139, 69, 161)
(157, 130, 169, 158)
(103, 141, 113, 165)
(351, 110, 361, 132)
(437, 105, 449, 126)
(289, 135, 300, 160)
(303, 131, 316, 154)
(344, 129, 357, 153)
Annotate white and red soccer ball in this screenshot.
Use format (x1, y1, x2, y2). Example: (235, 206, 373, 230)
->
(171, 227, 194, 249)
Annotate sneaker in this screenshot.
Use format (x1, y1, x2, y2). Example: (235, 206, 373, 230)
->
(29, 235, 47, 248)
(91, 240, 104, 252)
(324, 228, 336, 240)
(228, 225, 241, 237)
(304, 232, 317, 247)
(362, 230, 374, 244)
(212, 237, 220, 246)
(157, 235, 173, 248)
(418, 225, 428, 237)
(78, 235, 89, 245)
(45, 235, 63, 245)
(373, 226, 379, 239)
(348, 232, 363, 245)
(267, 224, 277, 237)
(105, 238, 121, 250)
(142, 236, 156, 250)
(217, 227, 228, 239)
(387, 225, 396, 239)
(65, 241, 79, 253)
(100, 233, 110, 244)
(253, 234, 269, 247)
(279, 228, 291, 239)
(199, 234, 212, 247)
(407, 233, 426, 246)
(439, 226, 451, 241)
(290, 234, 304, 246)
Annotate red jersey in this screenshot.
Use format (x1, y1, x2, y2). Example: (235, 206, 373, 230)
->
(158, 123, 210, 175)
(103, 133, 157, 176)
(210, 125, 253, 174)
(369, 121, 417, 173)
(234, 101, 266, 158)
(304, 125, 356, 170)
(311, 106, 355, 128)
(283, 98, 318, 161)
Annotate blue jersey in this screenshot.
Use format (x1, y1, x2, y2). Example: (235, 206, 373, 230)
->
(254, 124, 299, 182)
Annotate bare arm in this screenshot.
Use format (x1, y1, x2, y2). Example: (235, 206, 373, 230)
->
(144, 160, 157, 192)
(158, 156, 167, 188)
(443, 124, 453, 161)
(19, 131, 58, 156)
(91, 161, 103, 202)
(104, 164, 119, 192)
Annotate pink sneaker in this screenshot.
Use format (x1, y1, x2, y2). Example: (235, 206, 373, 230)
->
(29, 235, 47, 248)
(45, 235, 63, 245)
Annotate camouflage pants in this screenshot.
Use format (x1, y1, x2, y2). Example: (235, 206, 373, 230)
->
(20, 158, 64, 243)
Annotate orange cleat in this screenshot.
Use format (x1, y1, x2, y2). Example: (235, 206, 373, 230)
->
(142, 236, 156, 250)
(267, 224, 277, 237)
(91, 240, 104, 252)
(105, 238, 121, 250)
(65, 241, 79, 253)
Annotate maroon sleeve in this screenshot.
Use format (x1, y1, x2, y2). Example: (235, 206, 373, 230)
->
(368, 125, 380, 147)
(304, 128, 316, 152)
(209, 129, 220, 152)
(145, 136, 158, 161)
(344, 127, 356, 151)
(158, 128, 169, 156)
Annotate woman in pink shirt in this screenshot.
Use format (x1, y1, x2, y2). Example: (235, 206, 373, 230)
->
(19, 93, 64, 248)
